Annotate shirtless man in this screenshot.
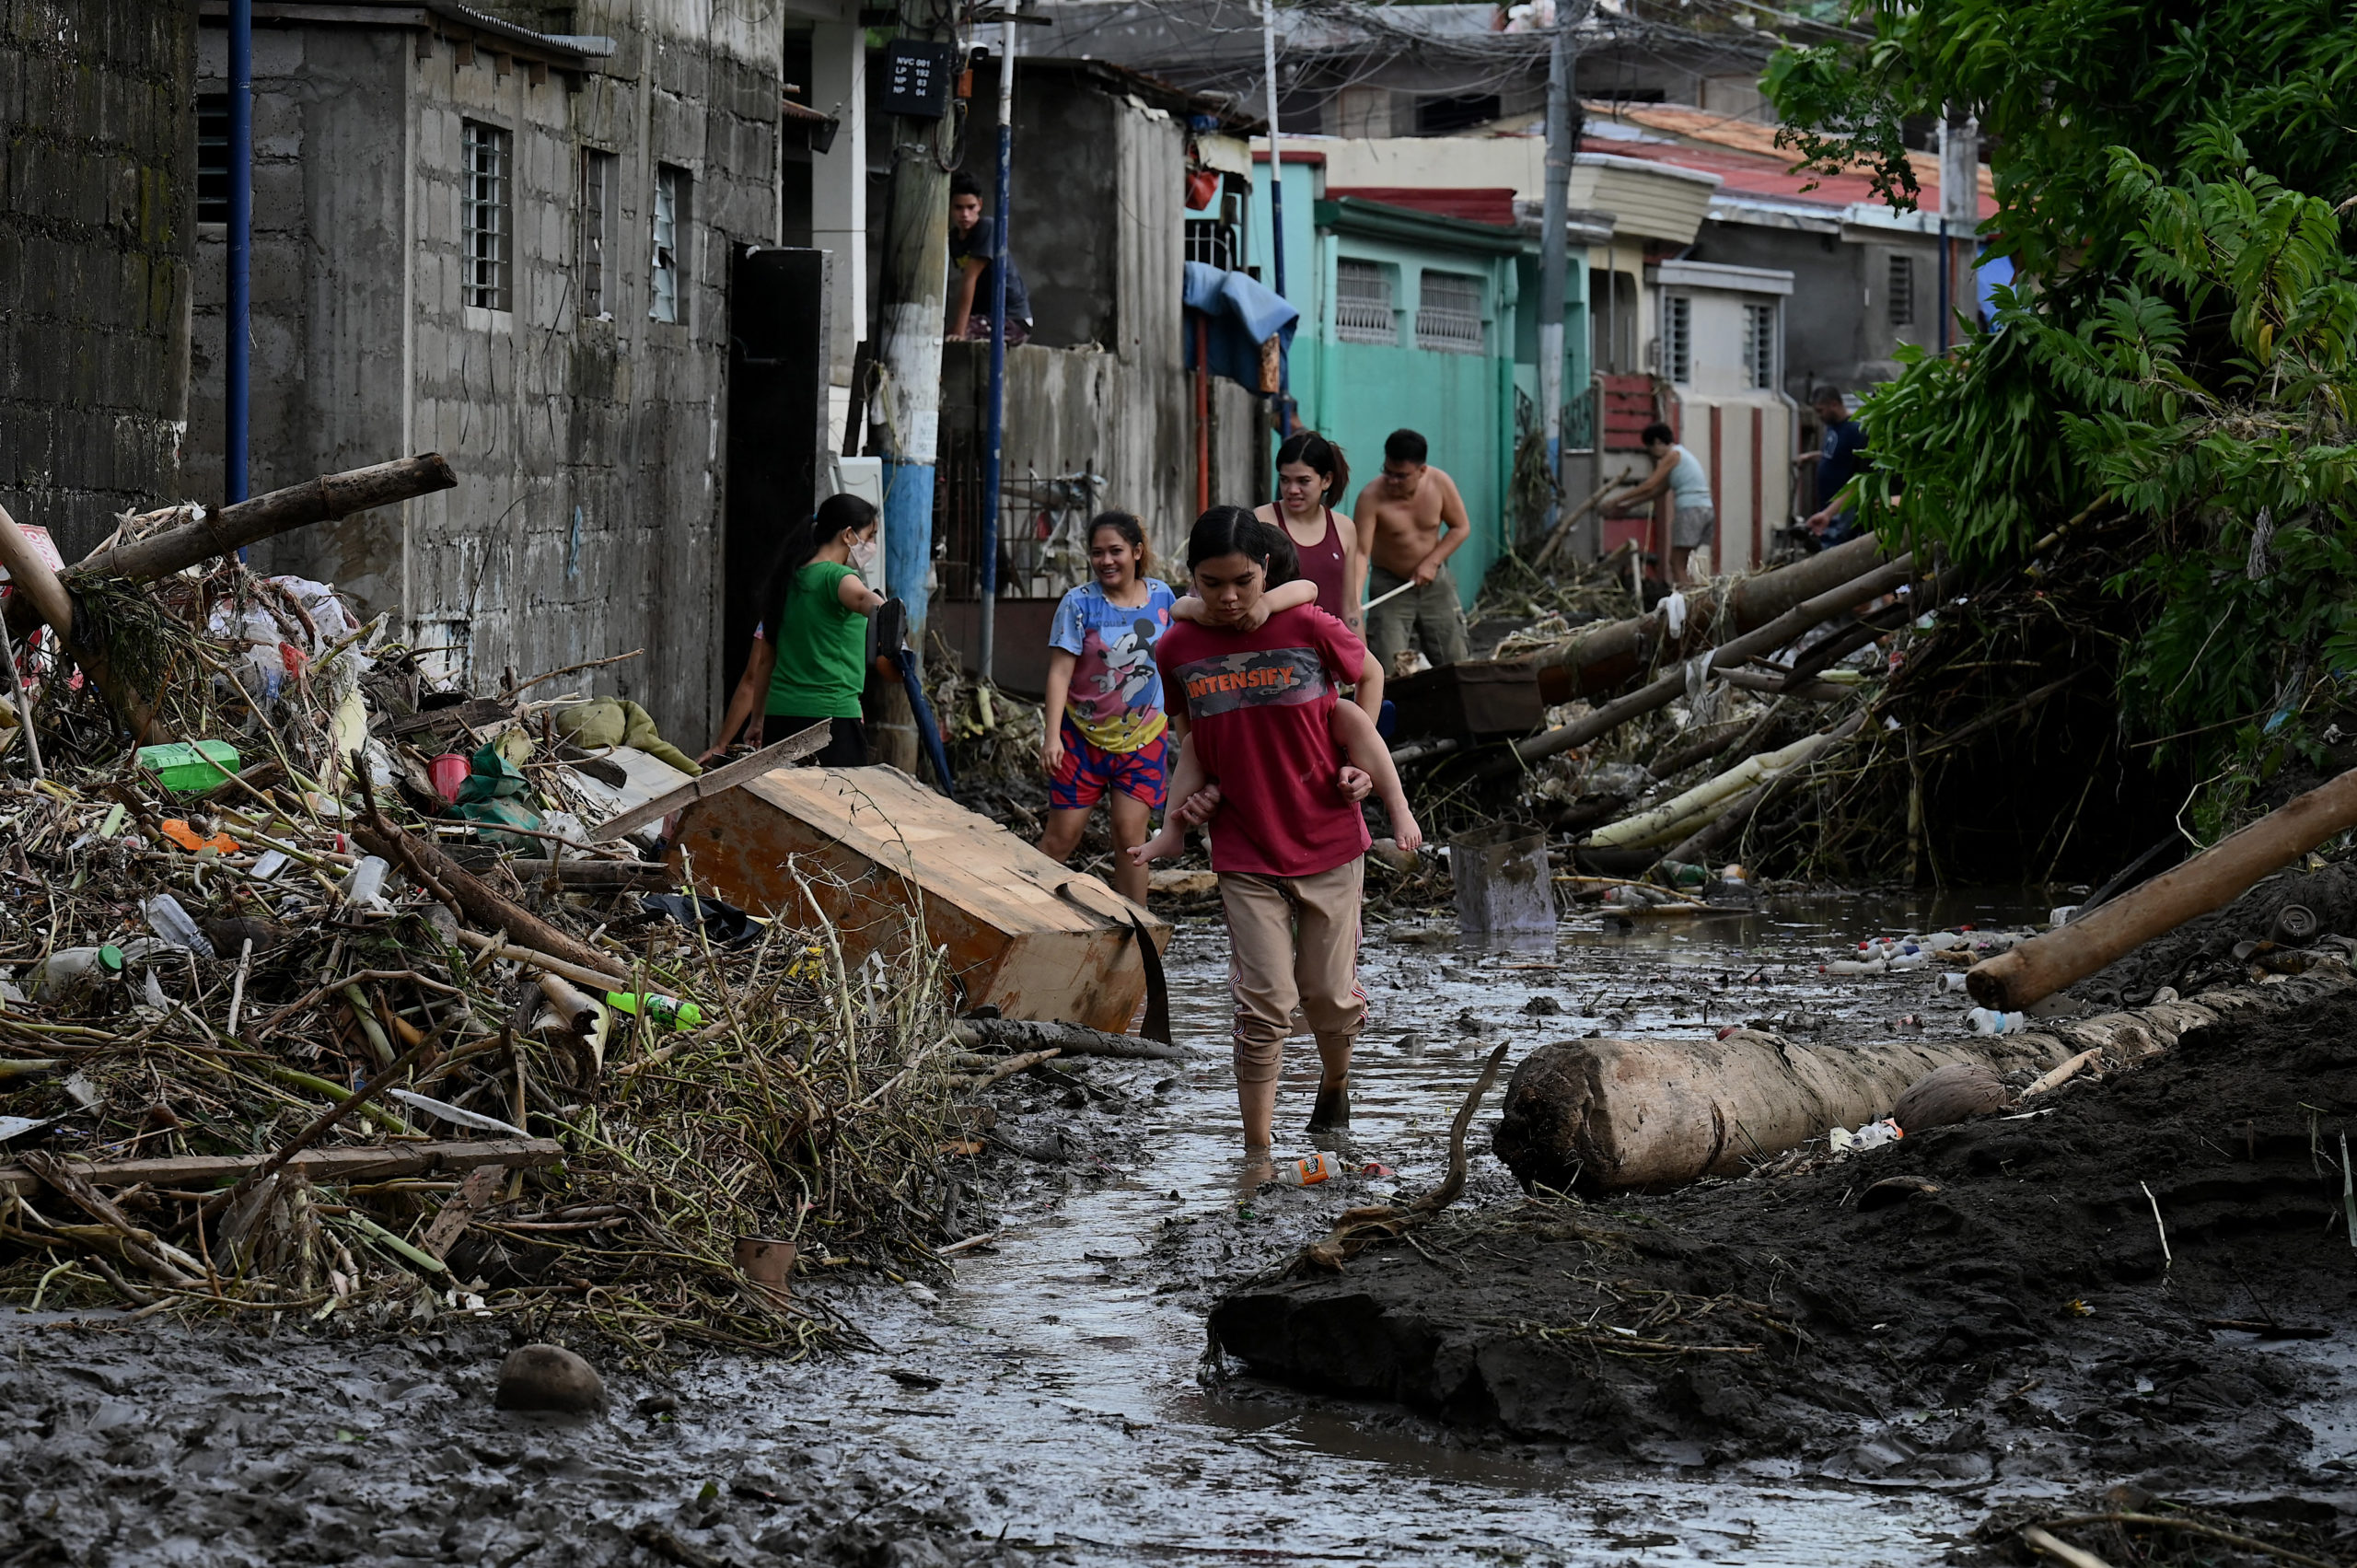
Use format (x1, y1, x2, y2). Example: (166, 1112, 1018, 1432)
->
(1350, 428, 1471, 673)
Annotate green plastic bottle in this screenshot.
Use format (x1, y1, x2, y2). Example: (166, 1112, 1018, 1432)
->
(604, 991, 703, 1030)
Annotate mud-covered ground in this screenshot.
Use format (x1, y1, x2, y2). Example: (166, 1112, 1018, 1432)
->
(1209, 973, 2357, 1560)
(15, 901, 2353, 1566)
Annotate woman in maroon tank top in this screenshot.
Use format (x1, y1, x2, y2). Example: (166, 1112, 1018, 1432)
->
(1254, 431, 1362, 633)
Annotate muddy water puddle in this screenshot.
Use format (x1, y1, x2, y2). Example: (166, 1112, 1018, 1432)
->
(666, 892, 2051, 1565)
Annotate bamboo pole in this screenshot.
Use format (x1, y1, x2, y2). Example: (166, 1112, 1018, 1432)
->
(1968, 764, 2357, 1011)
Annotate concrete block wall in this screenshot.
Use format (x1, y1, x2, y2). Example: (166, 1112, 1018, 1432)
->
(191, 4, 786, 742)
(0, 0, 195, 559)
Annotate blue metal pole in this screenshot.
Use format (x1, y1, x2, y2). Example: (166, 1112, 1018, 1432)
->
(227, 0, 252, 505)
(980, 21, 1015, 685)
(1260, 0, 1292, 438)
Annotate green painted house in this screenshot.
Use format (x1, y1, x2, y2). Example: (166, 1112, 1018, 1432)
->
(1247, 153, 1588, 609)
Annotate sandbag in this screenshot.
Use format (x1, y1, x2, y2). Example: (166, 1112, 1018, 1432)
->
(1491, 1030, 2062, 1194)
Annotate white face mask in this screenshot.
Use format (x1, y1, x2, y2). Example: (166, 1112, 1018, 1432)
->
(850, 535, 878, 571)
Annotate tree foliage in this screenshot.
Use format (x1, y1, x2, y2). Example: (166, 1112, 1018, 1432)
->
(1763, 0, 2357, 799)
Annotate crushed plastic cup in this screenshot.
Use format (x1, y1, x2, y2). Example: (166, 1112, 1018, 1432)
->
(1936, 971, 1972, 993)
(249, 849, 289, 882)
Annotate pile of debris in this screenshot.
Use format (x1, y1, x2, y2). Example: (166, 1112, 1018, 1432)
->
(0, 457, 1069, 1354)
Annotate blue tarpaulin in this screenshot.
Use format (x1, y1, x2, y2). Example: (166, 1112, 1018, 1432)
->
(1183, 261, 1298, 389)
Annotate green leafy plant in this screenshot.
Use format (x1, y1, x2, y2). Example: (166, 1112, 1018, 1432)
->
(1766, 0, 2357, 820)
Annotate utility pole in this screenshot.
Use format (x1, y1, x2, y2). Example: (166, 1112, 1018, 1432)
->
(979, 14, 1016, 686)
(1536, 1, 1583, 559)
(1260, 0, 1292, 438)
(1937, 114, 1979, 352)
(868, 4, 962, 769)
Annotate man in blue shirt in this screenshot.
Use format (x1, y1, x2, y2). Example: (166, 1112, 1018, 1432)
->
(948, 172, 1033, 343)
(1799, 387, 1869, 546)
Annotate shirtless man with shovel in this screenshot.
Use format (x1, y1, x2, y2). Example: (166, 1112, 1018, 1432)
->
(1351, 428, 1472, 674)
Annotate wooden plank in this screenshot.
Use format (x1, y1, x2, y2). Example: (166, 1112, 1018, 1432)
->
(586, 721, 831, 842)
(0, 1136, 563, 1199)
(419, 1164, 505, 1260)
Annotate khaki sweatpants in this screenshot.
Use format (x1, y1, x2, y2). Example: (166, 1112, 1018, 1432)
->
(1219, 857, 1366, 1085)
(1366, 564, 1471, 671)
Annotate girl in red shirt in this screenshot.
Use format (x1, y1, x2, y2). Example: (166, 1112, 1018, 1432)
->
(1139, 508, 1419, 1159)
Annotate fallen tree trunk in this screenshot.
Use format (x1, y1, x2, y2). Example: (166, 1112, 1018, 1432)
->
(1968, 764, 2357, 1010)
(0, 504, 167, 742)
(1527, 534, 1892, 703)
(76, 453, 457, 585)
(1505, 552, 1914, 770)
(5, 454, 459, 645)
(950, 1016, 1193, 1061)
(1493, 970, 2346, 1194)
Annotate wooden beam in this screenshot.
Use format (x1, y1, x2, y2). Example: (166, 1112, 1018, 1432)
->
(587, 721, 832, 842)
(0, 1136, 563, 1199)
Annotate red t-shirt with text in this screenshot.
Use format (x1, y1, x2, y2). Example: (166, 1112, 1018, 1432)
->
(1156, 605, 1371, 877)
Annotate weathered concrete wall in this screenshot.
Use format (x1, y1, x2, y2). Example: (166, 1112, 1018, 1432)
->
(190, 4, 784, 742)
(0, 0, 195, 559)
(1686, 222, 1938, 407)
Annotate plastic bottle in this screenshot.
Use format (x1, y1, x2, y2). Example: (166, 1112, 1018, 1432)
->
(142, 894, 215, 958)
(1824, 957, 1886, 975)
(1935, 971, 1972, 993)
(605, 992, 704, 1030)
(32, 945, 126, 1003)
(1276, 1153, 1339, 1187)
(1967, 1007, 2026, 1036)
(340, 855, 390, 910)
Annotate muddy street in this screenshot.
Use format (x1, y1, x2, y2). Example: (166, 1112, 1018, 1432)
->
(0, 897, 2162, 1567)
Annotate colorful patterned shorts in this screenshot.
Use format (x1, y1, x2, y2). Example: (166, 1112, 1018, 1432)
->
(1050, 718, 1167, 811)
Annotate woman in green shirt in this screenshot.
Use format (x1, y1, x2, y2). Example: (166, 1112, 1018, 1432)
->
(702, 494, 885, 766)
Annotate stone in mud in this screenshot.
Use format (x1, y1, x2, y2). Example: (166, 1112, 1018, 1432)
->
(494, 1343, 606, 1413)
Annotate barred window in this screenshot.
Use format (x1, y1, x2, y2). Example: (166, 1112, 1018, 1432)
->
(461, 121, 513, 312)
(580, 149, 616, 319)
(1334, 260, 1397, 344)
(197, 93, 229, 225)
(1663, 294, 1692, 383)
(1743, 300, 1778, 389)
(650, 164, 691, 324)
(1415, 269, 1484, 354)
(1887, 253, 1915, 328)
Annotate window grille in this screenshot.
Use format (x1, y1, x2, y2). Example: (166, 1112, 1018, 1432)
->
(1887, 253, 1915, 328)
(650, 165, 690, 323)
(461, 121, 512, 311)
(580, 150, 616, 318)
(1415, 269, 1484, 354)
(1743, 301, 1778, 389)
(197, 94, 229, 225)
(1334, 260, 1397, 344)
(1184, 218, 1237, 272)
(1663, 294, 1692, 383)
